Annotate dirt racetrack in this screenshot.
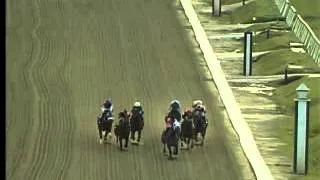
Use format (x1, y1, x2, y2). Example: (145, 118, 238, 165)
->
(6, 0, 255, 179)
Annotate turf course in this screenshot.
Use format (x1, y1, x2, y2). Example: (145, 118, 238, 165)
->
(6, 0, 254, 179)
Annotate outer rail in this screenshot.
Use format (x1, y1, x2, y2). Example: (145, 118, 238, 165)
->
(274, 0, 320, 65)
(179, 0, 274, 179)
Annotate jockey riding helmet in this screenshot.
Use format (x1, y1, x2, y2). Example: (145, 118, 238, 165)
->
(105, 98, 112, 106)
(192, 100, 203, 108)
(171, 99, 180, 105)
(134, 101, 141, 107)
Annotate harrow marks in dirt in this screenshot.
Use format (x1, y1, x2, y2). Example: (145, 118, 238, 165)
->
(6, 0, 255, 179)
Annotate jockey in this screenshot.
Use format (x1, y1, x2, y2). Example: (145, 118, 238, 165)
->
(194, 104, 208, 125)
(165, 117, 174, 130)
(168, 99, 182, 122)
(182, 108, 193, 120)
(101, 108, 113, 121)
(131, 101, 144, 121)
(192, 100, 206, 115)
(169, 99, 181, 112)
(102, 98, 113, 113)
(165, 116, 180, 131)
(192, 100, 203, 110)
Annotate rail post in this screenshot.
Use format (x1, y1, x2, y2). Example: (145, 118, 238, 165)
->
(243, 31, 253, 76)
(212, 0, 221, 16)
(293, 83, 310, 175)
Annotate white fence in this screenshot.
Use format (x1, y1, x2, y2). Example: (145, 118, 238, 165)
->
(274, 0, 320, 65)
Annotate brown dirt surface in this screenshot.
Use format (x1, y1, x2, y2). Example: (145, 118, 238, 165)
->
(6, 0, 255, 179)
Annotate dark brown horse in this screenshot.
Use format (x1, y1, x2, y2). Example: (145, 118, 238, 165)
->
(97, 110, 114, 144)
(114, 111, 131, 151)
(161, 125, 181, 160)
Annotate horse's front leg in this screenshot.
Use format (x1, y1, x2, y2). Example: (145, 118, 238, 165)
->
(125, 135, 129, 149)
(130, 129, 135, 141)
(194, 131, 198, 142)
(104, 129, 109, 142)
(200, 127, 207, 146)
(167, 145, 173, 160)
(186, 137, 190, 149)
(119, 137, 123, 150)
(174, 144, 178, 156)
(180, 135, 184, 147)
(137, 129, 142, 142)
(190, 137, 194, 149)
(116, 135, 119, 144)
(98, 125, 103, 144)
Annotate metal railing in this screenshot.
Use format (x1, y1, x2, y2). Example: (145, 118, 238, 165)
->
(274, 0, 320, 65)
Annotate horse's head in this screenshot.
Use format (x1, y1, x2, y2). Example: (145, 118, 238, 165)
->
(174, 125, 181, 136)
(166, 127, 180, 143)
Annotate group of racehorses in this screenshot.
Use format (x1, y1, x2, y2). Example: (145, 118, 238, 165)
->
(96, 100, 208, 160)
(97, 108, 143, 151)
